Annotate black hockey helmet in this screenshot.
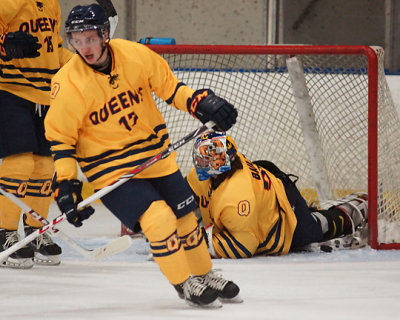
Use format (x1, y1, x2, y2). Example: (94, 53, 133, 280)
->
(65, 4, 110, 36)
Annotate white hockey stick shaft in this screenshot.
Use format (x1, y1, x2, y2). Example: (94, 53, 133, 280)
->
(0, 121, 214, 262)
(95, 0, 118, 38)
(0, 186, 131, 260)
(0, 186, 132, 261)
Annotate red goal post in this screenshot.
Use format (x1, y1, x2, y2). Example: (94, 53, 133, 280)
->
(120, 44, 400, 250)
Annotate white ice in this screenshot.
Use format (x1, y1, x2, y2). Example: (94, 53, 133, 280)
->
(2, 203, 400, 320)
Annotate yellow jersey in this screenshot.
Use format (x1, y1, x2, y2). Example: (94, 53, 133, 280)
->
(187, 153, 297, 258)
(0, 0, 71, 105)
(45, 39, 195, 189)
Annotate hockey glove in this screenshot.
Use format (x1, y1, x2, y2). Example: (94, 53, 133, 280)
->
(0, 31, 41, 61)
(53, 179, 95, 227)
(188, 89, 238, 131)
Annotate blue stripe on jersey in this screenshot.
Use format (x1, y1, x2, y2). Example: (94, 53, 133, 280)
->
(262, 218, 282, 253)
(77, 123, 167, 163)
(85, 155, 153, 182)
(51, 149, 76, 161)
(165, 82, 185, 105)
(80, 132, 169, 173)
(219, 232, 249, 258)
(258, 212, 283, 254)
(224, 230, 252, 257)
(25, 191, 50, 197)
(0, 64, 59, 75)
(0, 81, 51, 91)
(258, 217, 280, 249)
(0, 72, 51, 83)
(215, 235, 231, 258)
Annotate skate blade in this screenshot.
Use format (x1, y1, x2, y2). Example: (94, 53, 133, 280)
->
(186, 299, 223, 309)
(219, 294, 244, 304)
(34, 253, 61, 266)
(0, 257, 34, 269)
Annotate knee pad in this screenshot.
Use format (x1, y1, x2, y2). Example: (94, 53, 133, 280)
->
(26, 155, 53, 200)
(0, 153, 35, 178)
(23, 155, 53, 225)
(139, 201, 190, 284)
(31, 155, 54, 179)
(139, 201, 177, 240)
(177, 212, 203, 249)
(0, 153, 35, 196)
(139, 201, 180, 256)
(0, 153, 35, 229)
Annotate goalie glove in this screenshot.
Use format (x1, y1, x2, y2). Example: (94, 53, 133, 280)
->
(187, 89, 238, 131)
(53, 179, 95, 227)
(0, 31, 41, 61)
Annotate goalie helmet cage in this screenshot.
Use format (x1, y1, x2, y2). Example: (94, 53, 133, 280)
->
(120, 45, 400, 250)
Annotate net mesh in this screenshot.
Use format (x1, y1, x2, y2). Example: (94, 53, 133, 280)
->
(151, 46, 400, 245)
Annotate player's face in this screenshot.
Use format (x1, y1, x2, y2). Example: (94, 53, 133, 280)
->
(70, 30, 106, 65)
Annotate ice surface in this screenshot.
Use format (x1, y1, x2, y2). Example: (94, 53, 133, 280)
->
(2, 203, 400, 319)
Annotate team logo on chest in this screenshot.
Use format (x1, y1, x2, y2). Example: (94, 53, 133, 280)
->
(89, 88, 144, 131)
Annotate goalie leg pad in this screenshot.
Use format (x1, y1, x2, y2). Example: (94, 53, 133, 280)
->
(319, 192, 368, 236)
(312, 208, 348, 240)
(177, 211, 212, 276)
(0, 153, 34, 229)
(139, 200, 191, 285)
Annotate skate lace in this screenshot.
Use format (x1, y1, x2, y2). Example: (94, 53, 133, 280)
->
(4, 231, 19, 248)
(205, 270, 228, 291)
(36, 233, 54, 248)
(185, 277, 207, 297)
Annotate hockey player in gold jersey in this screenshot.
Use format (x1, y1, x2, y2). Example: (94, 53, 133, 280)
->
(0, 0, 72, 268)
(45, 4, 241, 307)
(187, 131, 368, 258)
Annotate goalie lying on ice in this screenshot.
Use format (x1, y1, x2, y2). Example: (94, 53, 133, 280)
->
(186, 131, 368, 258)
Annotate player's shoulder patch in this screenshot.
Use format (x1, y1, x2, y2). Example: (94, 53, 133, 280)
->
(50, 82, 60, 99)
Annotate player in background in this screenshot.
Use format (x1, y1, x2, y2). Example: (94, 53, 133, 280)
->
(0, 0, 73, 268)
(187, 131, 368, 258)
(45, 4, 241, 307)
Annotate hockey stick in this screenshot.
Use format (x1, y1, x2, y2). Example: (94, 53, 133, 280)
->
(95, 0, 118, 38)
(0, 186, 132, 261)
(0, 121, 214, 262)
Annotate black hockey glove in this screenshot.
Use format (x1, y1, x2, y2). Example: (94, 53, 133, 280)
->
(188, 89, 238, 131)
(53, 179, 95, 227)
(0, 31, 41, 61)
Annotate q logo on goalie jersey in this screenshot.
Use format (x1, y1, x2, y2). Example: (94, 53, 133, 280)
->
(50, 82, 60, 99)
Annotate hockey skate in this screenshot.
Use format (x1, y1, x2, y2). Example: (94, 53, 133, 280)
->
(174, 276, 222, 308)
(24, 226, 62, 265)
(0, 229, 34, 269)
(200, 269, 242, 303)
(305, 193, 368, 252)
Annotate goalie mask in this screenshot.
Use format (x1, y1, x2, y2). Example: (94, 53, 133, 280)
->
(193, 131, 237, 181)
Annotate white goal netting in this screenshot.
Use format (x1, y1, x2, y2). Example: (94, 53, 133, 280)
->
(150, 45, 400, 248)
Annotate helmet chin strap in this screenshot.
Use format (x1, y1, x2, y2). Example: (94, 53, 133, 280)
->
(94, 43, 109, 65)
(88, 42, 111, 74)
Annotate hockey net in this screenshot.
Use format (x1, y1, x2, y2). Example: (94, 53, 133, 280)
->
(121, 45, 400, 250)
